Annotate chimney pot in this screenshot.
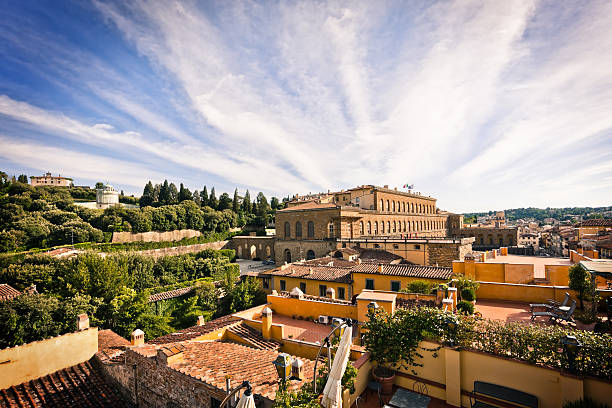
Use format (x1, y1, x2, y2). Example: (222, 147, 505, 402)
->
(76, 313, 89, 331)
(131, 329, 145, 346)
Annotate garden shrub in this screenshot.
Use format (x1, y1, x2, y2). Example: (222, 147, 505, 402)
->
(461, 288, 475, 301)
(457, 300, 474, 315)
(404, 280, 435, 294)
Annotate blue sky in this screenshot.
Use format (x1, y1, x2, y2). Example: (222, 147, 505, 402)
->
(1, 0, 611, 212)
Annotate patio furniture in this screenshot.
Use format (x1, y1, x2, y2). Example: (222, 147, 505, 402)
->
(531, 300, 576, 324)
(470, 381, 538, 408)
(386, 388, 430, 408)
(366, 381, 383, 407)
(529, 292, 569, 312)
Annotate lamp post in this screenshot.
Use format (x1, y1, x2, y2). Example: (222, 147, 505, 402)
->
(560, 335, 582, 374)
(273, 353, 292, 383)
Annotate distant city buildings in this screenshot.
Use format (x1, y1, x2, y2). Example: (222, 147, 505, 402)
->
(29, 172, 72, 187)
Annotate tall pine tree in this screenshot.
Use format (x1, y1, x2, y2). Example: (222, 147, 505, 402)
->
(232, 189, 240, 213)
(241, 190, 252, 213)
(192, 190, 201, 206)
(139, 181, 154, 207)
(209, 187, 218, 209)
(159, 180, 170, 205)
(200, 186, 209, 207)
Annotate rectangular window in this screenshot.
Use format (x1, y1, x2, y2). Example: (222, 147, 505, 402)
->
(365, 279, 374, 290)
(280, 280, 286, 291)
(338, 287, 345, 300)
(319, 285, 327, 297)
(299, 282, 306, 293)
(391, 281, 401, 292)
(414, 245, 421, 250)
(393, 244, 399, 249)
(262, 278, 270, 289)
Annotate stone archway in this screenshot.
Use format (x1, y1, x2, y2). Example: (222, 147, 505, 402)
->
(237, 246, 242, 258)
(250, 245, 257, 259)
(306, 250, 315, 260)
(284, 248, 292, 263)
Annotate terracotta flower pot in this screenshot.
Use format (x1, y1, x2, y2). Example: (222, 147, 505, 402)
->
(372, 366, 395, 395)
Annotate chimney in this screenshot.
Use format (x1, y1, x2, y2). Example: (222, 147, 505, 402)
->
(76, 313, 89, 331)
(131, 329, 145, 346)
(378, 264, 384, 273)
(262, 307, 273, 340)
(157, 345, 185, 365)
(383, 185, 389, 189)
(292, 358, 304, 380)
(357, 258, 362, 264)
(197, 315, 205, 326)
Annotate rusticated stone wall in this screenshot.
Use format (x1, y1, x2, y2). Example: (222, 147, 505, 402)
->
(111, 229, 202, 243)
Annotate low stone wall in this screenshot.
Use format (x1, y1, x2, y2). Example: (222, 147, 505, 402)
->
(0, 327, 98, 389)
(111, 229, 202, 243)
(134, 241, 229, 258)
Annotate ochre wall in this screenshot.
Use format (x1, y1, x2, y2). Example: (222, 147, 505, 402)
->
(503, 263, 534, 284)
(545, 265, 570, 286)
(476, 282, 577, 303)
(387, 342, 612, 408)
(267, 294, 358, 320)
(271, 276, 351, 300)
(0, 327, 98, 389)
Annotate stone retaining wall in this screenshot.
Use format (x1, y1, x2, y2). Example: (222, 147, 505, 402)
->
(111, 229, 201, 243)
(134, 241, 229, 258)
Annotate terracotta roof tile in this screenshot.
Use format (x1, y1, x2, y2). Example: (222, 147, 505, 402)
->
(357, 249, 404, 264)
(351, 263, 452, 280)
(227, 322, 281, 350)
(148, 286, 194, 303)
(278, 202, 339, 212)
(581, 219, 612, 227)
(301, 256, 357, 268)
(0, 284, 21, 302)
(0, 359, 131, 407)
(169, 341, 315, 400)
(96, 329, 130, 364)
(148, 315, 242, 344)
(265, 265, 352, 283)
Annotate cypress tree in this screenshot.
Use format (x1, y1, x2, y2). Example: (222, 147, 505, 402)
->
(209, 187, 218, 209)
(232, 188, 240, 213)
(200, 186, 209, 207)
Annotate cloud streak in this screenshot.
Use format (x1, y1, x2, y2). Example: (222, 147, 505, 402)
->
(0, 0, 611, 210)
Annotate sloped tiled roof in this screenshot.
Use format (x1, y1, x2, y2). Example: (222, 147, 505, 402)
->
(227, 322, 281, 351)
(148, 286, 194, 303)
(581, 219, 612, 227)
(265, 265, 352, 283)
(96, 329, 130, 364)
(0, 360, 131, 407)
(351, 263, 452, 280)
(301, 256, 358, 268)
(170, 341, 315, 400)
(277, 202, 338, 212)
(357, 249, 404, 264)
(148, 314, 241, 344)
(0, 284, 21, 302)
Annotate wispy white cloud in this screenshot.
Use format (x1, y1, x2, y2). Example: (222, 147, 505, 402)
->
(1, 0, 611, 210)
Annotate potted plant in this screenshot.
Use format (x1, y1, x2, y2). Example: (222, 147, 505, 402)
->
(461, 288, 476, 305)
(372, 365, 395, 394)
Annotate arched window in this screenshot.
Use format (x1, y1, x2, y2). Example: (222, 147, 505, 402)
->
(328, 222, 335, 238)
(403, 221, 407, 232)
(306, 250, 315, 260)
(295, 222, 302, 238)
(381, 221, 385, 233)
(408, 221, 412, 232)
(387, 221, 391, 233)
(380, 199, 384, 210)
(402, 202, 406, 212)
(367, 221, 372, 234)
(411, 203, 414, 213)
(386, 200, 390, 211)
(284, 248, 292, 263)
(307, 221, 315, 238)
(359, 221, 364, 235)
(374, 221, 378, 234)
(284, 222, 290, 238)
(392, 201, 396, 212)
(393, 220, 396, 233)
